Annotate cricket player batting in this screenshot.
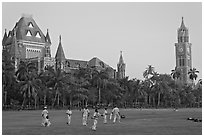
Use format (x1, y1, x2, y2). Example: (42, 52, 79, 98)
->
(66, 107, 72, 125)
(82, 107, 90, 126)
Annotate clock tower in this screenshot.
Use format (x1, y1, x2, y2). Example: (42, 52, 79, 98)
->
(175, 17, 193, 85)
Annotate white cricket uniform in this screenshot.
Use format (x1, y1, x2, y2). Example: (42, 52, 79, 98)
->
(66, 110, 72, 125)
(41, 109, 51, 126)
(91, 112, 100, 131)
(103, 110, 108, 123)
(112, 107, 121, 123)
(82, 108, 90, 126)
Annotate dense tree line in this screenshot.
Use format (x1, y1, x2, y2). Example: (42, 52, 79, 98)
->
(2, 57, 202, 110)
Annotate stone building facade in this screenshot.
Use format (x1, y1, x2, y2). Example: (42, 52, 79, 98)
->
(2, 15, 126, 79)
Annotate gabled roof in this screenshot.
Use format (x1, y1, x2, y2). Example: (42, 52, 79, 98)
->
(5, 15, 46, 45)
(88, 57, 110, 68)
(66, 59, 88, 68)
(45, 29, 51, 44)
(55, 35, 65, 61)
(2, 29, 7, 46)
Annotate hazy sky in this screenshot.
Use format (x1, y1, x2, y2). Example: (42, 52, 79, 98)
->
(2, 2, 202, 80)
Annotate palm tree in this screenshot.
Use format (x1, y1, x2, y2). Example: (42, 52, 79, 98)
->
(143, 65, 155, 79)
(171, 67, 181, 81)
(92, 69, 109, 104)
(46, 68, 68, 108)
(188, 68, 199, 84)
(16, 61, 40, 109)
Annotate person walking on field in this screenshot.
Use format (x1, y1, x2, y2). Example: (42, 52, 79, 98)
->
(112, 105, 121, 123)
(103, 107, 108, 124)
(41, 106, 51, 127)
(82, 107, 90, 126)
(91, 108, 101, 131)
(66, 107, 72, 125)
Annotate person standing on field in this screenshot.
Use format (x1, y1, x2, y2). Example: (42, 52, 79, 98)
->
(103, 107, 108, 124)
(112, 105, 121, 123)
(66, 107, 72, 125)
(82, 106, 90, 126)
(91, 108, 101, 131)
(41, 106, 51, 127)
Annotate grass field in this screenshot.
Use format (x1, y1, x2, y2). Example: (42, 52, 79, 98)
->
(2, 108, 202, 135)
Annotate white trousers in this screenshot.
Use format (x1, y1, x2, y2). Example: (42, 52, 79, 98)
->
(92, 119, 98, 130)
(67, 116, 71, 125)
(82, 115, 88, 125)
(104, 115, 107, 123)
(113, 114, 120, 123)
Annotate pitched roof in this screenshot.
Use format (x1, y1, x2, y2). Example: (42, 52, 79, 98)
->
(55, 35, 65, 61)
(66, 59, 88, 68)
(5, 15, 46, 45)
(45, 29, 51, 44)
(88, 57, 110, 68)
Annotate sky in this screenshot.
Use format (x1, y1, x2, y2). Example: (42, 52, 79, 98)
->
(2, 2, 202, 80)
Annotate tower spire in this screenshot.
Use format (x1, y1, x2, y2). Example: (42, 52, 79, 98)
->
(45, 28, 51, 44)
(2, 29, 8, 47)
(119, 51, 124, 64)
(180, 16, 186, 29)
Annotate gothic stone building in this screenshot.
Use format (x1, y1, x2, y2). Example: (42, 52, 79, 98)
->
(2, 15, 126, 79)
(175, 17, 193, 85)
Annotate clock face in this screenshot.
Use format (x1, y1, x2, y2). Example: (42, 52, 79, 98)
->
(179, 47, 183, 53)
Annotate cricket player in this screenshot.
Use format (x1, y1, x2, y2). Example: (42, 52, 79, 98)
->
(91, 108, 101, 131)
(103, 107, 108, 124)
(41, 106, 51, 127)
(66, 107, 72, 125)
(82, 107, 90, 126)
(112, 105, 121, 123)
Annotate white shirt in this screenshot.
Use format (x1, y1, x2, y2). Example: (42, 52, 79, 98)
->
(93, 112, 100, 120)
(83, 108, 90, 116)
(42, 109, 48, 118)
(66, 110, 72, 116)
(103, 110, 108, 115)
(112, 107, 120, 115)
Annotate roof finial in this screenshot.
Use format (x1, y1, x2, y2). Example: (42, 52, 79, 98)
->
(182, 16, 184, 21)
(47, 29, 49, 33)
(5, 29, 7, 33)
(59, 35, 61, 43)
(120, 51, 122, 55)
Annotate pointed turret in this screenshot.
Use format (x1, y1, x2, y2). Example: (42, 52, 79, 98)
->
(118, 51, 124, 64)
(2, 29, 7, 47)
(45, 29, 51, 44)
(180, 17, 187, 29)
(55, 35, 65, 61)
(178, 17, 189, 43)
(117, 51, 126, 79)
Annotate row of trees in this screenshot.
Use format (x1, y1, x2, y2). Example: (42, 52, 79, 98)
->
(2, 55, 202, 110)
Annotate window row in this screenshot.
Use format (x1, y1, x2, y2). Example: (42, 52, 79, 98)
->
(27, 49, 41, 53)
